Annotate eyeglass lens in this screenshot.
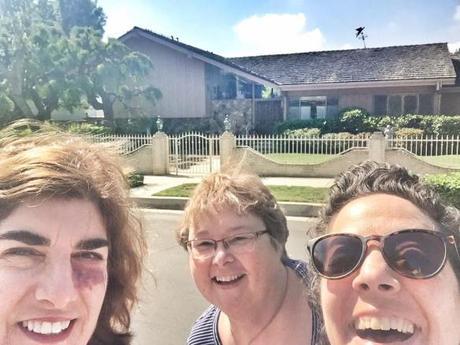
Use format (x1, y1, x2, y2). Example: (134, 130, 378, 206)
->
(312, 230, 446, 279)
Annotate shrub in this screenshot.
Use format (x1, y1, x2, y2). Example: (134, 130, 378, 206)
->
(431, 116, 460, 136)
(127, 173, 144, 188)
(424, 173, 460, 209)
(338, 107, 371, 134)
(283, 127, 321, 137)
(395, 128, 424, 137)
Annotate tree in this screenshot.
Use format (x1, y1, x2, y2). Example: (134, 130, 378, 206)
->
(0, 0, 160, 124)
(58, 0, 106, 35)
(68, 27, 161, 123)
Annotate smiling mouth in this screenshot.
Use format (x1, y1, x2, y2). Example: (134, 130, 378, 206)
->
(354, 317, 416, 343)
(212, 274, 245, 285)
(20, 319, 74, 335)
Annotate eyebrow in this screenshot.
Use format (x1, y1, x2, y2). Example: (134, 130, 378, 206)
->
(76, 238, 109, 250)
(0, 230, 50, 246)
(0, 230, 109, 250)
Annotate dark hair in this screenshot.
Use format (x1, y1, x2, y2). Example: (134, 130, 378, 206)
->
(178, 172, 289, 260)
(306, 161, 460, 345)
(0, 120, 146, 345)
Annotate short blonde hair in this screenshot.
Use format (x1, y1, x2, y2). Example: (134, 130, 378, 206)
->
(178, 172, 289, 259)
(0, 120, 146, 345)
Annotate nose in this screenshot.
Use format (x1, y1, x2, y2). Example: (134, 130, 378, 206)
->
(212, 241, 234, 266)
(352, 247, 401, 294)
(35, 257, 78, 308)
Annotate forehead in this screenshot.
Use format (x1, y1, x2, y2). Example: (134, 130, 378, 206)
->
(0, 198, 107, 243)
(189, 208, 264, 238)
(328, 193, 437, 236)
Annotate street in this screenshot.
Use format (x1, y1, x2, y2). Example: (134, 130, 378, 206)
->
(131, 209, 319, 345)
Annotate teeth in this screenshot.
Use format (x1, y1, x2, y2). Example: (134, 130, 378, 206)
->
(21, 320, 71, 335)
(215, 275, 240, 282)
(354, 317, 415, 334)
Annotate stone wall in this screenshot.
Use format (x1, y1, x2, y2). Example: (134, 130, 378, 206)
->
(210, 99, 253, 134)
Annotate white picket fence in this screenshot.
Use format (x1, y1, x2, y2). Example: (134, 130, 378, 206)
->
(389, 135, 460, 156)
(85, 133, 460, 157)
(83, 133, 460, 175)
(88, 133, 153, 155)
(236, 134, 369, 155)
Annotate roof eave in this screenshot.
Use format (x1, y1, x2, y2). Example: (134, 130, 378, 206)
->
(279, 78, 456, 91)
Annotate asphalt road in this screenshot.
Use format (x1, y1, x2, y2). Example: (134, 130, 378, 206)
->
(131, 209, 319, 345)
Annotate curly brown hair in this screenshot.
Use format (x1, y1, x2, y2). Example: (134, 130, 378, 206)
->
(0, 120, 146, 345)
(306, 160, 460, 345)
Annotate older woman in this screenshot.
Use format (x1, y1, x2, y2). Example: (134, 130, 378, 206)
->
(0, 120, 146, 345)
(307, 161, 460, 345)
(178, 172, 321, 345)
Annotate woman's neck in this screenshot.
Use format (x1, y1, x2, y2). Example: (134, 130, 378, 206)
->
(219, 266, 290, 345)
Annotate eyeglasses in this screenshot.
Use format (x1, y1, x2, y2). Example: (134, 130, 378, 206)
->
(186, 230, 269, 259)
(307, 229, 458, 280)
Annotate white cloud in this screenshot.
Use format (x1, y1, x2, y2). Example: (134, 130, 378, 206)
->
(231, 13, 325, 56)
(448, 41, 460, 53)
(454, 5, 460, 21)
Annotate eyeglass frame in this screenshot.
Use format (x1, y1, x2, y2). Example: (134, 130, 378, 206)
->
(306, 228, 459, 280)
(186, 230, 269, 259)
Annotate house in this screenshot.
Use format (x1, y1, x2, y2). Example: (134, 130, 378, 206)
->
(118, 27, 460, 132)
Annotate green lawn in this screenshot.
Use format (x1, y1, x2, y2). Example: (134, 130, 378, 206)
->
(154, 184, 328, 203)
(265, 153, 336, 164)
(421, 155, 460, 169)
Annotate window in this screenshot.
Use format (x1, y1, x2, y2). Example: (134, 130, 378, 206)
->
(287, 99, 300, 119)
(300, 96, 327, 119)
(373, 94, 434, 115)
(288, 96, 338, 119)
(388, 95, 402, 115)
(403, 95, 417, 114)
(374, 95, 387, 115)
(419, 94, 434, 114)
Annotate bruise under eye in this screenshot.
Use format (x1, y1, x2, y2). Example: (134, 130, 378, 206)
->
(72, 263, 107, 289)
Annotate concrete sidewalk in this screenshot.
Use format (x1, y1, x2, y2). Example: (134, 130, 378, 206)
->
(130, 175, 334, 217)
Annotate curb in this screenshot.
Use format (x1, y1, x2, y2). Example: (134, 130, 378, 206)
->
(131, 196, 323, 217)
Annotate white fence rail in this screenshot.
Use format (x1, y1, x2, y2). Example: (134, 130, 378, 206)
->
(389, 135, 460, 156)
(88, 134, 152, 155)
(236, 134, 369, 155)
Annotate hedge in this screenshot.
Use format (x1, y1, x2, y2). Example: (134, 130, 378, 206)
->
(425, 173, 460, 209)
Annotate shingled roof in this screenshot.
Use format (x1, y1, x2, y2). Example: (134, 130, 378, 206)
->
(229, 43, 456, 85)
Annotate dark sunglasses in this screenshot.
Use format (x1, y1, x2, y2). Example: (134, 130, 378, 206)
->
(307, 229, 458, 280)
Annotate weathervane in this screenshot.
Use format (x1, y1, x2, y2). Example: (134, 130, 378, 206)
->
(355, 27, 367, 48)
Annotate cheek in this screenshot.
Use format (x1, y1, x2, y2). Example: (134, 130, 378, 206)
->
(320, 278, 354, 321)
(72, 263, 108, 290)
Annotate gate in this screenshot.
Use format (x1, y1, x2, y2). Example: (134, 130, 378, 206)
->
(169, 132, 220, 175)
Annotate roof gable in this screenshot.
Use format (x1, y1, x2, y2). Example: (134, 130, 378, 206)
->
(119, 27, 278, 86)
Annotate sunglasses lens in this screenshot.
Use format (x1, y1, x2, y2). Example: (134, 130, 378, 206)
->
(313, 235, 363, 278)
(384, 231, 446, 278)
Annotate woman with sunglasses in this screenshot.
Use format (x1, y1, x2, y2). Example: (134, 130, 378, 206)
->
(307, 161, 460, 345)
(178, 172, 321, 344)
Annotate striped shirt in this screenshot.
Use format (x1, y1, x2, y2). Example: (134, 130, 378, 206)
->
(186, 259, 321, 345)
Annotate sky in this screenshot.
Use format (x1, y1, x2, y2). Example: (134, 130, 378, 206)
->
(98, 0, 460, 57)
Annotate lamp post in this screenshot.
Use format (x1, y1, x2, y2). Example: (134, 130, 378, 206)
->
(223, 114, 231, 132)
(156, 116, 163, 133)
